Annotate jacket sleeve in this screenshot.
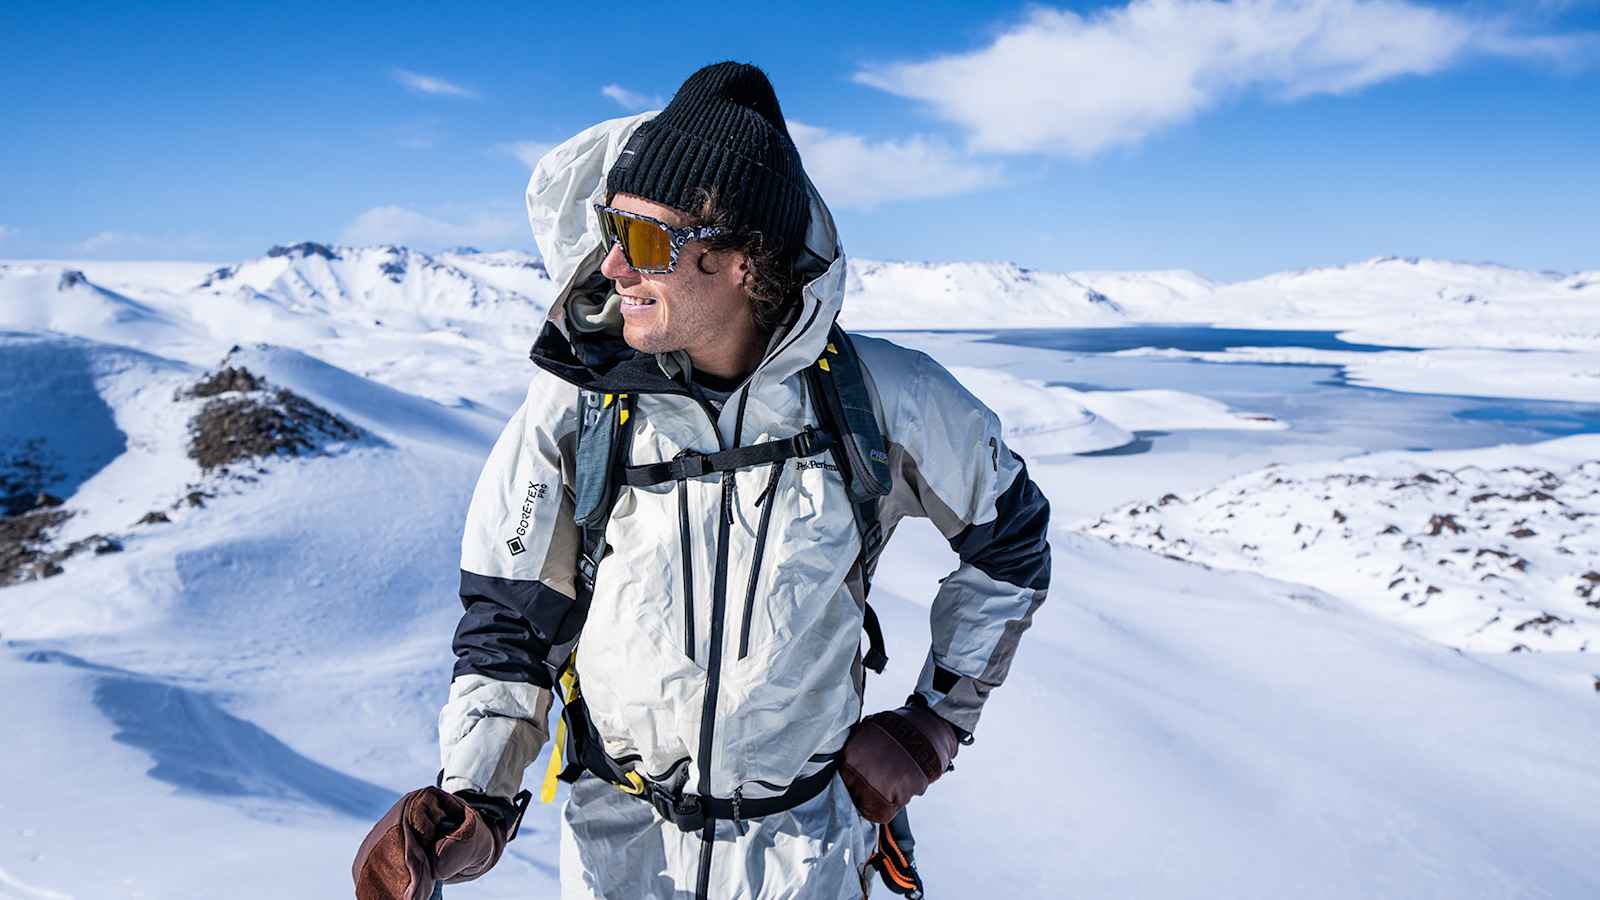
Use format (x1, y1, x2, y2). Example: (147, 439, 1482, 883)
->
(878, 350, 1052, 737)
(438, 370, 582, 798)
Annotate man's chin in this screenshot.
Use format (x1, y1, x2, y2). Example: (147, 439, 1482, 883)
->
(621, 326, 682, 356)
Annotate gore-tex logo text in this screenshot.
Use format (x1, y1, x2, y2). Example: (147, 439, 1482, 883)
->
(507, 481, 548, 555)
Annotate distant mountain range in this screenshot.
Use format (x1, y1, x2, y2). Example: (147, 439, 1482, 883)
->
(4, 244, 1595, 349)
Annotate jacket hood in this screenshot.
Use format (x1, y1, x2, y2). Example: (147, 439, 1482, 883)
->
(524, 111, 846, 395)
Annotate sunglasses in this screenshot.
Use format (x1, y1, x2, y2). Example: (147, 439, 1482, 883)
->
(594, 203, 726, 275)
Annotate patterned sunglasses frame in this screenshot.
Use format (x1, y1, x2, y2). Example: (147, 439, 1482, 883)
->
(594, 203, 727, 275)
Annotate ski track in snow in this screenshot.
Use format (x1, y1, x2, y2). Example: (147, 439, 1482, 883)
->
(1, 246, 1598, 897)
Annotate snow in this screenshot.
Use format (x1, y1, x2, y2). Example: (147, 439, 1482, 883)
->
(1, 244, 1598, 898)
(1117, 345, 1600, 405)
(946, 366, 1134, 455)
(1082, 435, 1600, 653)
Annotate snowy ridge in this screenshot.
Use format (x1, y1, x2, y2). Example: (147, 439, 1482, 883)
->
(1082, 436, 1600, 653)
(842, 259, 1131, 327)
(195, 242, 555, 321)
(0, 266, 192, 346)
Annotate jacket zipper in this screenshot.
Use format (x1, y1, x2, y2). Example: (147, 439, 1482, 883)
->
(690, 391, 739, 900)
(694, 464, 735, 899)
(677, 478, 696, 661)
(738, 460, 785, 660)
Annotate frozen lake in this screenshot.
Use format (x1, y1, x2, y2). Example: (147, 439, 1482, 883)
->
(873, 326, 1600, 520)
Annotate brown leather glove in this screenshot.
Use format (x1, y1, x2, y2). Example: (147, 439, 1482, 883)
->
(352, 787, 508, 900)
(839, 704, 961, 824)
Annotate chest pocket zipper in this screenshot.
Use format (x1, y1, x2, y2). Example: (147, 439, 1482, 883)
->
(738, 459, 786, 660)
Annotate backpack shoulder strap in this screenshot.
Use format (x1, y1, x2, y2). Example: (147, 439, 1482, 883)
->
(812, 325, 892, 499)
(804, 324, 892, 674)
(550, 389, 632, 672)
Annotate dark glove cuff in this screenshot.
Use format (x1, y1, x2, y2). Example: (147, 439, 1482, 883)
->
(904, 692, 972, 745)
(452, 790, 516, 837)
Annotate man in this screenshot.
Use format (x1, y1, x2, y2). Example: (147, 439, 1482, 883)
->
(354, 61, 1051, 900)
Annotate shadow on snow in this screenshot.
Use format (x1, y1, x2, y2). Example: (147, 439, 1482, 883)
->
(22, 648, 394, 820)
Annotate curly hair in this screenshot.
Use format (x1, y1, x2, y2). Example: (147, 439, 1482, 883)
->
(687, 187, 806, 336)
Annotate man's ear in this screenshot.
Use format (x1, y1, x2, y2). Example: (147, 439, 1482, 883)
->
(725, 250, 751, 293)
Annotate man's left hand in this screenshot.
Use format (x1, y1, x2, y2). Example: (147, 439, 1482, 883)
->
(839, 704, 961, 823)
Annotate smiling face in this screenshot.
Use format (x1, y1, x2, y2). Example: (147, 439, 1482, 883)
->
(599, 192, 764, 379)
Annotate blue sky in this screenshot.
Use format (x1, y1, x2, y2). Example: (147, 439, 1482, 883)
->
(2, 0, 1596, 281)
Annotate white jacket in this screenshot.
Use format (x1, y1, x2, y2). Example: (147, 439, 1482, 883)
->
(438, 112, 1051, 899)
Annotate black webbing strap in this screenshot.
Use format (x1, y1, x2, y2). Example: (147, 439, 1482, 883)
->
(633, 761, 839, 834)
(861, 601, 889, 674)
(621, 427, 833, 487)
(569, 690, 838, 833)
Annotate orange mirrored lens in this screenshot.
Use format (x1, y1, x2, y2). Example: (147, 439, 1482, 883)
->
(602, 210, 673, 271)
(621, 215, 672, 270)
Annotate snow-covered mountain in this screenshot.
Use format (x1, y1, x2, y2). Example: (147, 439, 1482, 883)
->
(195, 242, 552, 320)
(7, 245, 1596, 349)
(843, 259, 1139, 326)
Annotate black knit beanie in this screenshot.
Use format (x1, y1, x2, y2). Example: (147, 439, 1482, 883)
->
(606, 61, 811, 262)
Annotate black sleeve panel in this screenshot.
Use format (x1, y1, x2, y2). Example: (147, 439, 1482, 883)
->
(947, 453, 1052, 592)
(451, 570, 578, 687)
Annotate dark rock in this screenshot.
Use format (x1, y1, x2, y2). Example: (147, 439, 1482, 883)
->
(180, 366, 264, 400)
(1513, 613, 1573, 635)
(1424, 514, 1464, 536)
(58, 269, 88, 289)
(198, 264, 239, 287)
(266, 241, 339, 261)
(0, 507, 73, 586)
(138, 511, 170, 525)
(1508, 527, 1537, 538)
(184, 369, 362, 472)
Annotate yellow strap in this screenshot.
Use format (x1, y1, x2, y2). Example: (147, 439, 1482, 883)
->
(617, 770, 646, 796)
(540, 666, 582, 804)
(826, 342, 838, 354)
(818, 357, 831, 373)
(540, 716, 567, 803)
(602, 392, 615, 408)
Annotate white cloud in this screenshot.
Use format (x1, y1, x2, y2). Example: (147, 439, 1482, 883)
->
(495, 140, 557, 170)
(601, 83, 664, 111)
(856, 0, 1590, 158)
(66, 230, 226, 258)
(338, 204, 528, 250)
(392, 68, 480, 100)
(788, 122, 1000, 210)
